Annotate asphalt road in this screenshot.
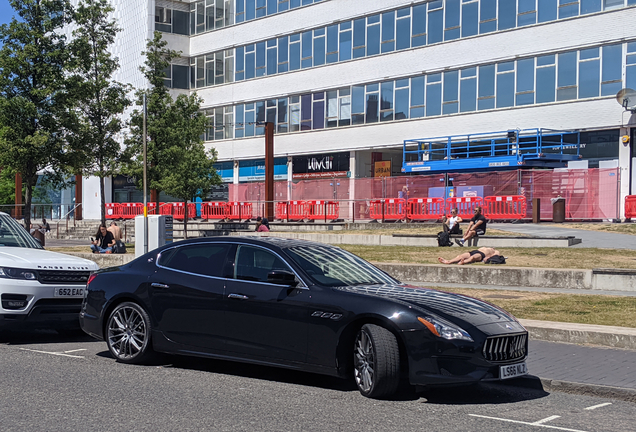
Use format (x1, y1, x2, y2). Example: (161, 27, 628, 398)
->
(0, 329, 634, 432)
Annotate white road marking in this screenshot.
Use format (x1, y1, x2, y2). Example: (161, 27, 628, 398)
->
(584, 402, 612, 411)
(63, 349, 87, 354)
(533, 415, 561, 425)
(19, 348, 85, 359)
(469, 414, 590, 432)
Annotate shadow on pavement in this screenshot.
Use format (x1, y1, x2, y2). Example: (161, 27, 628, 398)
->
(420, 377, 549, 405)
(0, 327, 95, 345)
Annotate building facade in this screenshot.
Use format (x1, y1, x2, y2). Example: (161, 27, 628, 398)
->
(81, 0, 636, 219)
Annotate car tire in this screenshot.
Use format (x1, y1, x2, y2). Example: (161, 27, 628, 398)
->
(106, 302, 154, 364)
(353, 323, 400, 399)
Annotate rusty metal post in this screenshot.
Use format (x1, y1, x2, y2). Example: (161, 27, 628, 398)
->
(324, 201, 327, 223)
(286, 201, 289, 223)
(265, 122, 274, 221)
(74, 174, 83, 220)
(381, 199, 385, 223)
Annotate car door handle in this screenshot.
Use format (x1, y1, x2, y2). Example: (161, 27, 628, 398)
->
(228, 293, 249, 300)
(151, 283, 170, 289)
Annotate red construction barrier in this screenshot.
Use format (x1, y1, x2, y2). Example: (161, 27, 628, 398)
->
(306, 200, 340, 221)
(275, 202, 289, 221)
(147, 202, 157, 215)
(483, 195, 527, 220)
(288, 201, 307, 221)
(172, 202, 198, 220)
(159, 202, 172, 216)
(626, 195, 636, 218)
(121, 202, 144, 219)
(369, 199, 406, 221)
(406, 198, 445, 221)
(201, 202, 228, 220)
(227, 202, 253, 220)
(105, 203, 121, 219)
(445, 196, 484, 220)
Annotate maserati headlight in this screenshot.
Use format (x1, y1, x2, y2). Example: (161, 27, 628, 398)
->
(0, 267, 37, 280)
(418, 316, 473, 341)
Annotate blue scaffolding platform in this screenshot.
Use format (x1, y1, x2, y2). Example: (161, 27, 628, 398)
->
(402, 129, 582, 173)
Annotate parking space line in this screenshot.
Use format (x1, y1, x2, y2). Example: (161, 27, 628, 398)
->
(469, 414, 590, 432)
(19, 348, 85, 359)
(584, 402, 611, 410)
(533, 415, 561, 425)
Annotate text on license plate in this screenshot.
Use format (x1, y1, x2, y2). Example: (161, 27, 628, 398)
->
(54, 288, 84, 297)
(500, 362, 528, 380)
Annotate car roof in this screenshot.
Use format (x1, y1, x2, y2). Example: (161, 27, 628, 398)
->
(161, 236, 331, 251)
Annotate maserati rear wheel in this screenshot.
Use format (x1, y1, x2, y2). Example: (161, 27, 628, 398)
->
(353, 324, 400, 398)
(106, 302, 154, 364)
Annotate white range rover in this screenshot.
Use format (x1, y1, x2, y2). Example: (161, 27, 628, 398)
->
(0, 212, 99, 330)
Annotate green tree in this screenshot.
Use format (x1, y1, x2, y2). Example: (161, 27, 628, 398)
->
(0, 169, 18, 207)
(66, 0, 130, 225)
(161, 94, 220, 238)
(122, 32, 179, 212)
(0, 0, 72, 229)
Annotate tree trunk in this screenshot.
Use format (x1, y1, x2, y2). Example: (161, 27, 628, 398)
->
(100, 175, 106, 226)
(183, 200, 188, 239)
(23, 182, 33, 230)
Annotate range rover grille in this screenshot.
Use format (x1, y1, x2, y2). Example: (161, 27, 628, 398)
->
(482, 333, 527, 362)
(38, 270, 91, 285)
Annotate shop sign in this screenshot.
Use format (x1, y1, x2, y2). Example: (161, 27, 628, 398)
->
(374, 161, 391, 177)
(292, 152, 350, 179)
(238, 158, 288, 182)
(112, 175, 138, 191)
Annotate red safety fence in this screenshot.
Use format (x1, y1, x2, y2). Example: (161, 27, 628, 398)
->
(227, 202, 253, 220)
(306, 200, 340, 221)
(275, 202, 289, 220)
(288, 201, 307, 221)
(159, 203, 173, 216)
(406, 198, 445, 221)
(483, 195, 527, 220)
(626, 195, 636, 219)
(202, 202, 228, 220)
(370, 198, 406, 221)
(147, 202, 157, 215)
(105, 203, 121, 219)
(446, 197, 483, 220)
(121, 202, 143, 219)
(171, 202, 197, 220)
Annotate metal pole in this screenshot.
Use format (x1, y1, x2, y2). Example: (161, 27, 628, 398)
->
(143, 93, 148, 254)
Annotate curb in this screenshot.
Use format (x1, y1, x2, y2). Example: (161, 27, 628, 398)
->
(508, 376, 636, 403)
(520, 319, 636, 350)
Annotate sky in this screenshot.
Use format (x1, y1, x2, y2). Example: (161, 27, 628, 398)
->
(1, 0, 16, 27)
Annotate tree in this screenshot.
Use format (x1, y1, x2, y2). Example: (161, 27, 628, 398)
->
(66, 0, 130, 225)
(0, 0, 72, 229)
(161, 94, 220, 238)
(122, 32, 180, 213)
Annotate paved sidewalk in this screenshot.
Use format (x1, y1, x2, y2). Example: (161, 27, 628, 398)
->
(490, 222, 636, 250)
(526, 340, 636, 401)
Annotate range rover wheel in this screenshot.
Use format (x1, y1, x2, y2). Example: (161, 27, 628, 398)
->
(106, 302, 154, 364)
(353, 324, 400, 399)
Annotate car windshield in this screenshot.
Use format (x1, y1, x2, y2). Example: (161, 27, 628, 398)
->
(285, 245, 397, 287)
(0, 214, 44, 249)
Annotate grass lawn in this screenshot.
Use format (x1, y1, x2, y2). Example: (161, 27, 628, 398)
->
(432, 287, 636, 328)
(338, 244, 636, 269)
(543, 222, 636, 236)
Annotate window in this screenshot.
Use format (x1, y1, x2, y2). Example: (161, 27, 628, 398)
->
(627, 43, 636, 90)
(160, 244, 231, 278)
(155, 6, 172, 32)
(428, 0, 443, 43)
(353, 18, 366, 58)
(462, 0, 479, 37)
(478, 64, 496, 110)
(480, 0, 497, 34)
(339, 21, 352, 61)
(498, 0, 517, 30)
(538, 0, 557, 22)
(518, 0, 537, 26)
(578, 48, 600, 99)
(366, 83, 379, 123)
(313, 92, 325, 129)
(381, 11, 396, 53)
(235, 246, 293, 283)
(602, 44, 622, 96)
(410, 76, 425, 118)
(380, 80, 394, 121)
(496, 61, 515, 108)
(558, 0, 579, 19)
(460, 67, 477, 112)
(443, 70, 459, 114)
(536, 55, 556, 103)
(396, 8, 411, 50)
(412, 3, 427, 47)
(516, 58, 535, 105)
(367, 15, 380, 56)
(394, 78, 409, 120)
(339, 88, 351, 127)
(277, 98, 289, 133)
(426, 73, 442, 116)
(557, 51, 577, 101)
(445, 0, 460, 40)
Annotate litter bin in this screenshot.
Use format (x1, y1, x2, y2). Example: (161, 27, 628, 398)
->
(552, 198, 565, 223)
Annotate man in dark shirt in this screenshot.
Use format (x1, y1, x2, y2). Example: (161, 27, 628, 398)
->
(455, 206, 487, 247)
(90, 224, 115, 254)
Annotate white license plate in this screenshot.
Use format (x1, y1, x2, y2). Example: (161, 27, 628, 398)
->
(500, 362, 528, 380)
(54, 288, 84, 297)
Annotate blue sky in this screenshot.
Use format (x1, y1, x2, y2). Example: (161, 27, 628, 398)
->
(1, 1, 16, 27)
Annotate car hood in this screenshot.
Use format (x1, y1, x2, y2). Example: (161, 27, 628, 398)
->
(336, 283, 516, 327)
(0, 247, 99, 271)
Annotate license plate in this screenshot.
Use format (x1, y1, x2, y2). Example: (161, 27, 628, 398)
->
(54, 288, 84, 297)
(500, 362, 528, 380)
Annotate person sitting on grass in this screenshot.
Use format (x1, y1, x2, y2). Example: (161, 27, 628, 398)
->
(442, 208, 462, 234)
(90, 223, 115, 254)
(455, 206, 487, 246)
(438, 247, 500, 265)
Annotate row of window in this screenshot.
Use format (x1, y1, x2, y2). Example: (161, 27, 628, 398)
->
(202, 43, 636, 141)
(183, 0, 636, 90)
(155, 0, 324, 36)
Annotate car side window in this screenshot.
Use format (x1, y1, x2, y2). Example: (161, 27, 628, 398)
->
(234, 245, 293, 283)
(159, 244, 231, 278)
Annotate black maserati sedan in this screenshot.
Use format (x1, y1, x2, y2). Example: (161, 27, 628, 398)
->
(80, 237, 528, 398)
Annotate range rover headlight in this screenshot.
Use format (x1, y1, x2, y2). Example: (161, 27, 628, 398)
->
(0, 267, 37, 280)
(418, 316, 473, 342)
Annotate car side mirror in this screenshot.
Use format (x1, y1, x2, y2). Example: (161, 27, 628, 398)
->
(267, 270, 298, 287)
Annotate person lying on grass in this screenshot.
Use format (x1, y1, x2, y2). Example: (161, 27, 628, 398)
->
(438, 247, 500, 265)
